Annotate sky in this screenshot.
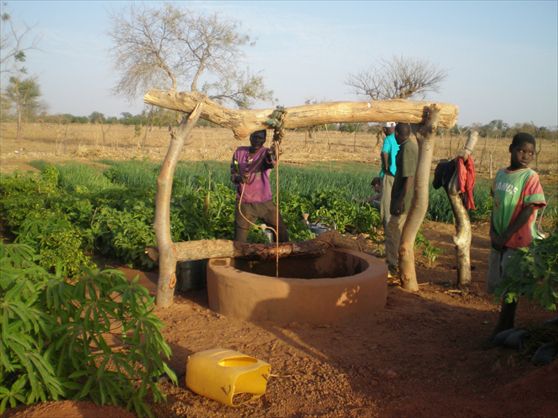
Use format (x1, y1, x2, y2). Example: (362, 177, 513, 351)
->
(2, 0, 558, 127)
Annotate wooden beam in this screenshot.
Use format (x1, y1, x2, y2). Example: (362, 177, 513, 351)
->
(144, 89, 459, 139)
(146, 231, 369, 263)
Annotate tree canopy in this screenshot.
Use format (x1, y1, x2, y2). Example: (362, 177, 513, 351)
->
(108, 3, 273, 108)
(346, 56, 447, 100)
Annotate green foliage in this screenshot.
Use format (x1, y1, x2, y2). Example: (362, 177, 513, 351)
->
(16, 210, 93, 276)
(426, 186, 454, 223)
(469, 184, 493, 222)
(309, 190, 380, 234)
(5, 77, 42, 120)
(104, 160, 159, 190)
(0, 243, 176, 417)
(0, 166, 60, 229)
(54, 162, 115, 193)
(499, 232, 558, 311)
(91, 205, 156, 270)
(0, 160, 433, 272)
(0, 244, 64, 412)
(0, 165, 93, 275)
(415, 230, 443, 267)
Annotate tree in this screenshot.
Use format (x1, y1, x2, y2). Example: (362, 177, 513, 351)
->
(1, 3, 39, 75)
(108, 3, 272, 108)
(5, 76, 41, 139)
(88, 111, 105, 124)
(346, 56, 447, 100)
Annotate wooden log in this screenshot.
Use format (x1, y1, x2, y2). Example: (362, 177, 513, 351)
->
(144, 89, 459, 140)
(145, 230, 368, 263)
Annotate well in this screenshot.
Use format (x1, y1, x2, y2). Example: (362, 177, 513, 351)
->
(206, 248, 387, 324)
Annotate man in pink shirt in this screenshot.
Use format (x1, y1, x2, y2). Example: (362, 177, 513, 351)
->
(231, 130, 289, 243)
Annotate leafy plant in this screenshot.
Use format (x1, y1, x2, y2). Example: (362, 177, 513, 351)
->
(15, 210, 93, 276)
(0, 244, 64, 412)
(0, 243, 176, 417)
(0, 167, 59, 229)
(415, 230, 443, 267)
(499, 232, 558, 311)
(91, 206, 156, 270)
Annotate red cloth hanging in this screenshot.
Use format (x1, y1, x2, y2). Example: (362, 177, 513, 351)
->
(456, 156, 476, 210)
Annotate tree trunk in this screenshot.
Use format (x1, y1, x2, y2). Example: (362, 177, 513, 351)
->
(399, 105, 441, 291)
(448, 193, 471, 287)
(146, 230, 369, 263)
(447, 131, 478, 288)
(16, 103, 22, 140)
(144, 90, 459, 139)
(154, 103, 204, 308)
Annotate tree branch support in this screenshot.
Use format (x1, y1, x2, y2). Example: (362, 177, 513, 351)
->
(144, 89, 458, 140)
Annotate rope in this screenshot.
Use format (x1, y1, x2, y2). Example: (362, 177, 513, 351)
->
(268, 107, 287, 277)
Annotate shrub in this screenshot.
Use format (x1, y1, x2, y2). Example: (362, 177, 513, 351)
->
(499, 232, 558, 311)
(15, 210, 93, 277)
(0, 243, 176, 417)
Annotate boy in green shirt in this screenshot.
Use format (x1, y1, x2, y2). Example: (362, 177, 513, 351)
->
(487, 132, 546, 339)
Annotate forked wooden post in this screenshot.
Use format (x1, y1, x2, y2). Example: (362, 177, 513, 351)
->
(399, 105, 441, 291)
(154, 103, 203, 308)
(448, 131, 479, 289)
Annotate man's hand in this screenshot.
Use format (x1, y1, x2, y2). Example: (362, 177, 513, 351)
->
(231, 173, 244, 184)
(392, 198, 405, 216)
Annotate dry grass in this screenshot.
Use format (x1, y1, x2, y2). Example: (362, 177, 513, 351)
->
(1, 122, 556, 183)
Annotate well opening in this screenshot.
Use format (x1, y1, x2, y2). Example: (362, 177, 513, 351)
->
(233, 249, 367, 279)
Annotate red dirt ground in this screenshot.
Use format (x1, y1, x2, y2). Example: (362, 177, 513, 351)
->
(135, 222, 556, 417)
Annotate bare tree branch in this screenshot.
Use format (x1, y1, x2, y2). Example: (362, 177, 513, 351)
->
(0, 6, 40, 75)
(346, 56, 447, 100)
(108, 3, 271, 107)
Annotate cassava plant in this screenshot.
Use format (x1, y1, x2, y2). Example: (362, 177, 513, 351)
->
(499, 232, 558, 311)
(0, 243, 176, 417)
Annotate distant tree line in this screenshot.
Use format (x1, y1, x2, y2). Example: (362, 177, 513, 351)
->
(447, 119, 557, 140)
(1, 108, 556, 139)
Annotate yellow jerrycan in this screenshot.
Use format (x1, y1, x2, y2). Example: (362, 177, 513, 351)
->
(185, 348, 271, 406)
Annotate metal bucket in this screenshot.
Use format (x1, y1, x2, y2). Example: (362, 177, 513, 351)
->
(176, 260, 207, 291)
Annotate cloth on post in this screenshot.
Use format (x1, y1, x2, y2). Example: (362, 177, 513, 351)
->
(433, 159, 456, 191)
(456, 156, 476, 210)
